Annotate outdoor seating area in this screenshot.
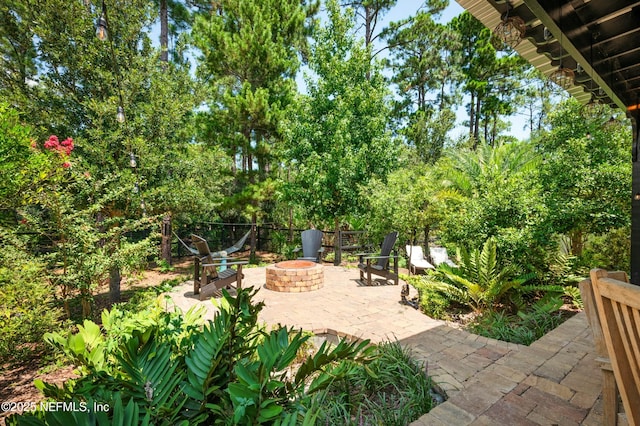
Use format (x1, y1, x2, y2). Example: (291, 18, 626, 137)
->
(164, 265, 613, 425)
(293, 229, 324, 263)
(4, 0, 640, 424)
(406, 245, 435, 274)
(170, 231, 639, 425)
(143, 220, 639, 426)
(430, 246, 458, 267)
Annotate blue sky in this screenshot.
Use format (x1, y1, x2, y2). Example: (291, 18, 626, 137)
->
(385, 1, 464, 24)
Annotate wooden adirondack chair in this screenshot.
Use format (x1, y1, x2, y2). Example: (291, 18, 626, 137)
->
(293, 229, 324, 263)
(358, 231, 399, 286)
(589, 268, 640, 426)
(191, 234, 248, 300)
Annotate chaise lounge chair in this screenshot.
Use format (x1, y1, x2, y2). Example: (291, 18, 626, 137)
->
(430, 246, 458, 267)
(406, 245, 435, 274)
(293, 229, 324, 263)
(358, 231, 399, 286)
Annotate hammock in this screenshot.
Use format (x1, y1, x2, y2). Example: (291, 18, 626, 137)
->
(173, 230, 251, 257)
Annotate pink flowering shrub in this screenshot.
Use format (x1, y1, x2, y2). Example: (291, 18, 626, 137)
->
(44, 135, 74, 156)
(42, 135, 74, 168)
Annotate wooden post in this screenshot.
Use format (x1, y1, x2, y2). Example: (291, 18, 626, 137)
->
(194, 257, 200, 295)
(257, 224, 262, 251)
(109, 265, 121, 305)
(334, 228, 342, 266)
(161, 214, 172, 265)
(631, 110, 640, 284)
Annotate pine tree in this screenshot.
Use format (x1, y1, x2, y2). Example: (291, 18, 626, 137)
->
(193, 0, 318, 258)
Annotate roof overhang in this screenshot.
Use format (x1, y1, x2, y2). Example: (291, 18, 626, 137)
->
(456, 0, 640, 112)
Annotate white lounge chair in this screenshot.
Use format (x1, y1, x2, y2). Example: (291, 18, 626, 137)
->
(405, 245, 435, 274)
(430, 246, 458, 267)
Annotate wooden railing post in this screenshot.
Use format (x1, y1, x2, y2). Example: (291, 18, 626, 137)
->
(161, 214, 172, 265)
(257, 225, 262, 251)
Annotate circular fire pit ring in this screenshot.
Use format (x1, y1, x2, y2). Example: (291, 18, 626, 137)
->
(266, 260, 324, 292)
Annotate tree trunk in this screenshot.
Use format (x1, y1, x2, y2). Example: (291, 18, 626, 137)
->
(161, 213, 172, 264)
(529, 104, 534, 139)
(364, 5, 372, 79)
(483, 119, 488, 145)
(160, 0, 168, 63)
(473, 96, 481, 147)
(469, 92, 475, 138)
(423, 224, 430, 251)
(569, 229, 584, 256)
(491, 114, 497, 146)
(109, 265, 121, 306)
(288, 207, 293, 242)
(250, 212, 257, 261)
(365, 5, 372, 47)
(81, 288, 92, 318)
(333, 218, 341, 266)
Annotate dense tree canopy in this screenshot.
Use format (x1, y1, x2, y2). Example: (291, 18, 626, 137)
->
(192, 0, 318, 256)
(450, 11, 530, 146)
(282, 0, 399, 232)
(384, 9, 458, 163)
(0, 0, 634, 312)
(537, 98, 631, 256)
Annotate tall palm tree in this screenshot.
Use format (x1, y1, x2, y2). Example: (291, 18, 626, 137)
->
(442, 141, 540, 197)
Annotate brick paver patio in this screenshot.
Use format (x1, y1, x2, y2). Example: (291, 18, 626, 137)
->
(166, 265, 607, 425)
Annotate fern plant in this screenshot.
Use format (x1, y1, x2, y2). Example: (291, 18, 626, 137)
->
(427, 238, 536, 313)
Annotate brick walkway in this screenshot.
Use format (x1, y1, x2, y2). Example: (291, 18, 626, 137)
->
(166, 265, 605, 425)
(406, 314, 604, 425)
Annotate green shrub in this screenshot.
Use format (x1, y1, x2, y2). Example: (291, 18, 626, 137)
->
(418, 285, 452, 320)
(0, 236, 63, 364)
(119, 276, 187, 313)
(9, 287, 375, 425)
(563, 285, 583, 310)
(315, 340, 435, 425)
(405, 275, 451, 320)
(324, 251, 335, 263)
(466, 296, 565, 345)
(579, 227, 631, 273)
(428, 238, 535, 313)
(154, 258, 174, 273)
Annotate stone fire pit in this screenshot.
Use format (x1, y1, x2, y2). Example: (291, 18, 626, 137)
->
(265, 260, 324, 292)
